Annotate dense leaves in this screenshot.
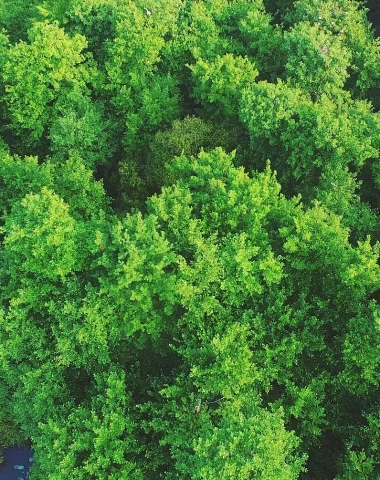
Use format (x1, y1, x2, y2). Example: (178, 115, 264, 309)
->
(0, 1, 380, 479)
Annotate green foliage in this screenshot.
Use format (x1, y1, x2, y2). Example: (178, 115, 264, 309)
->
(283, 21, 351, 96)
(337, 408, 380, 480)
(56, 0, 117, 60)
(285, 0, 380, 106)
(190, 407, 304, 480)
(340, 302, 380, 395)
(0, 422, 25, 464)
(190, 54, 258, 116)
(0, 0, 40, 43)
(145, 116, 236, 191)
(238, 4, 285, 80)
(2, 188, 78, 280)
(1, 23, 106, 166)
(0, 152, 108, 220)
(31, 370, 143, 479)
(49, 89, 111, 168)
(0, 352, 26, 463)
(240, 80, 379, 205)
(104, 0, 181, 151)
(1, 21, 93, 146)
(1, 1, 380, 479)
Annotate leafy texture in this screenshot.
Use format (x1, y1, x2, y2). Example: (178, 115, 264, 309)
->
(0, 1, 380, 479)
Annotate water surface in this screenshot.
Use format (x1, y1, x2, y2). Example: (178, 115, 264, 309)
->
(0, 447, 33, 480)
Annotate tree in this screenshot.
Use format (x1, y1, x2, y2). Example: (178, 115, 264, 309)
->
(0, 1, 380, 478)
(240, 80, 379, 207)
(1, 21, 94, 148)
(145, 116, 236, 193)
(31, 370, 143, 480)
(0, 0, 40, 43)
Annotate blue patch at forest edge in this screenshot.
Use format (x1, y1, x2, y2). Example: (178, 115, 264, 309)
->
(0, 447, 33, 479)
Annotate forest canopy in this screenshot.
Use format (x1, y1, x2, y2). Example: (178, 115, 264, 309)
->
(0, 0, 380, 479)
